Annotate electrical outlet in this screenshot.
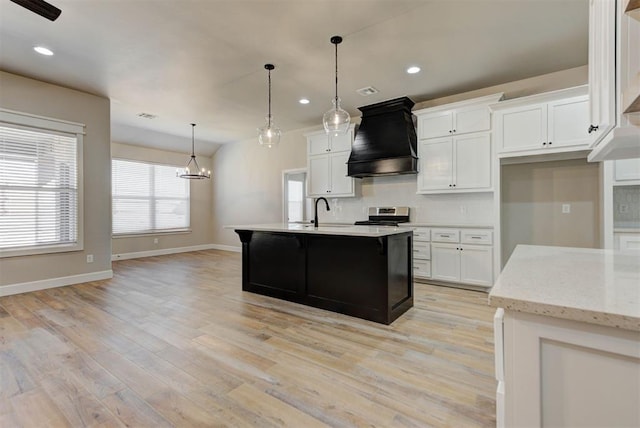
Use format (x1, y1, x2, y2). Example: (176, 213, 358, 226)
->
(153, 238, 159, 244)
(562, 204, 571, 214)
(460, 205, 467, 214)
(86, 254, 94, 263)
(619, 204, 629, 213)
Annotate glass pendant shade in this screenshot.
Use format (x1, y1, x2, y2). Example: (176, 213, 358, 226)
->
(258, 115, 281, 148)
(177, 123, 211, 179)
(258, 63, 281, 147)
(323, 35, 350, 136)
(323, 97, 350, 136)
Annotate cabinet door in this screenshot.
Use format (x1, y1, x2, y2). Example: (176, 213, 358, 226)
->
(454, 133, 491, 190)
(418, 138, 453, 192)
(308, 155, 330, 196)
(308, 133, 330, 156)
(329, 152, 353, 196)
(588, 0, 616, 146)
(431, 243, 460, 282)
(498, 104, 547, 153)
(454, 105, 490, 135)
(614, 158, 640, 182)
(418, 111, 453, 139)
(548, 96, 591, 149)
(330, 128, 353, 153)
(459, 244, 493, 287)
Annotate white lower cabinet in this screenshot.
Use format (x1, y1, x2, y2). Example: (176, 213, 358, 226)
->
(411, 227, 431, 279)
(430, 228, 494, 287)
(496, 310, 640, 427)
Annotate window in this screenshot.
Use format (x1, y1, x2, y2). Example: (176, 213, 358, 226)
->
(0, 109, 84, 257)
(112, 159, 190, 235)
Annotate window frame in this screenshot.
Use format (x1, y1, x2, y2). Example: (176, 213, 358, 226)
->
(111, 158, 191, 237)
(0, 108, 85, 258)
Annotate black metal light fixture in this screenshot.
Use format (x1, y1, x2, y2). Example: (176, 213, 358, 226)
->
(257, 63, 281, 148)
(322, 35, 350, 136)
(177, 123, 211, 179)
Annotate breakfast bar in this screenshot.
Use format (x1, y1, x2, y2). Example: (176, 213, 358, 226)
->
(235, 224, 413, 324)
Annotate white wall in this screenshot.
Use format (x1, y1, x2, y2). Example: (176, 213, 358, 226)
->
(212, 66, 588, 248)
(0, 71, 112, 287)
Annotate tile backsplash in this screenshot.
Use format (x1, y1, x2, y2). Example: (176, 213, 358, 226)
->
(613, 185, 640, 227)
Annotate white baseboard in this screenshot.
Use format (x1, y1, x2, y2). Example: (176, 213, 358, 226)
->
(0, 270, 113, 297)
(112, 243, 241, 261)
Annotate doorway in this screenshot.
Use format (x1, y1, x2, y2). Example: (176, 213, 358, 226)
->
(282, 169, 311, 223)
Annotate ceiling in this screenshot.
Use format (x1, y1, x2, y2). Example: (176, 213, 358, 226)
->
(0, 0, 589, 156)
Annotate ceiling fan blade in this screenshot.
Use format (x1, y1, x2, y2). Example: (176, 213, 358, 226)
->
(9, 0, 62, 21)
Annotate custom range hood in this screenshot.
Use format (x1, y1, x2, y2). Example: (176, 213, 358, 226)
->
(347, 97, 418, 178)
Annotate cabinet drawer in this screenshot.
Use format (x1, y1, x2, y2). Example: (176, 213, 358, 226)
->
(413, 241, 431, 259)
(413, 260, 431, 278)
(431, 229, 460, 243)
(413, 228, 431, 241)
(461, 229, 493, 245)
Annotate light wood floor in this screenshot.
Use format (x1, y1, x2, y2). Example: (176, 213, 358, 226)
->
(0, 250, 496, 427)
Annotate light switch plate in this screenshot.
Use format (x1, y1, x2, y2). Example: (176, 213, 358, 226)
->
(562, 204, 571, 214)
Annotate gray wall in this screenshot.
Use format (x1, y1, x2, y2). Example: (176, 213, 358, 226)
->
(501, 159, 602, 265)
(111, 142, 213, 255)
(0, 71, 112, 286)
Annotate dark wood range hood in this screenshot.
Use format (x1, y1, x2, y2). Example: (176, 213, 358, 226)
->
(347, 97, 418, 178)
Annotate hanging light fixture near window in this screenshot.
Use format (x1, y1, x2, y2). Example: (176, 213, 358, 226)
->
(322, 35, 350, 136)
(258, 63, 281, 148)
(177, 123, 211, 179)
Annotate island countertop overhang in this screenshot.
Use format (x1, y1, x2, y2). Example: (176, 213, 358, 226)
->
(230, 223, 411, 238)
(489, 245, 640, 332)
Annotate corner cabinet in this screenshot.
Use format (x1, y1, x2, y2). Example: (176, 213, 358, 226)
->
(492, 86, 593, 158)
(305, 125, 355, 198)
(588, 0, 640, 161)
(415, 93, 503, 194)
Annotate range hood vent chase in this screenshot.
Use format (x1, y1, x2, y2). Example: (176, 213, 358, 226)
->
(347, 97, 418, 178)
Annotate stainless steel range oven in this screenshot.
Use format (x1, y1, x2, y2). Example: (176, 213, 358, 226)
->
(354, 206, 410, 226)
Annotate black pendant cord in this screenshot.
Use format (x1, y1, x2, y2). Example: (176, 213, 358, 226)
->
(330, 36, 343, 107)
(190, 123, 196, 157)
(264, 64, 275, 129)
(267, 68, 272, 128)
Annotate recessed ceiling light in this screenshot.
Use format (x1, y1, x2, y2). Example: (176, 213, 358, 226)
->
(299, 98, 310, 105)
(34, 46, 54, 56)
(406, 66, 421, 74)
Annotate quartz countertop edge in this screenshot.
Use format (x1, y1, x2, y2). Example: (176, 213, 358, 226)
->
(400, 222, 494, 229)
(230, 223, 411, 237)
(489, 245, 640, 332)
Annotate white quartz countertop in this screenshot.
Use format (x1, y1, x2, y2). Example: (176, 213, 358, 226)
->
(231, 223, 411, 237)
(399, 222, 494, 229)
(489, 245, 640, 331)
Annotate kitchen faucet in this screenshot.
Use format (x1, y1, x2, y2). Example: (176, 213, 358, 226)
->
(314, 197, 330, 228)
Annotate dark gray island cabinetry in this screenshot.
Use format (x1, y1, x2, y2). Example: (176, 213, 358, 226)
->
(234, 224, 413, 324)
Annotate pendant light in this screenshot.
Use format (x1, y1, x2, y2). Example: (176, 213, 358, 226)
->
(322, 35, 350, 136)
(258, 63, 281, 148)
(177, 123, 211, 179)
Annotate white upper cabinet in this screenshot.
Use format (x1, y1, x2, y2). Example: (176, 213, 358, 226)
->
(587, 0, 616, 145)
(588, 0, 640, 161)
(614, 157, 640, 184)
(417, 94, 501, 140)
(415, 93, 502, 194)
(305, 125, 355, 198)
(492, 86, 592, 158)
(307, 127, 354, 156)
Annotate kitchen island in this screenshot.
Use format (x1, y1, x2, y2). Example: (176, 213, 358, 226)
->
(234, 224, 413, 324)
(489, 245, 640, 427)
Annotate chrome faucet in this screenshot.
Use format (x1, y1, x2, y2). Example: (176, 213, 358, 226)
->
(314, 197, 330, 228)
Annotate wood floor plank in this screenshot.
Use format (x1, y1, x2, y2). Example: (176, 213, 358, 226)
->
(0, 249, 497, 427)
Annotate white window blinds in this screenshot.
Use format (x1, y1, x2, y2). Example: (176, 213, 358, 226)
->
(112, 159, 190, 235)
(0, 125, 79, 252)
